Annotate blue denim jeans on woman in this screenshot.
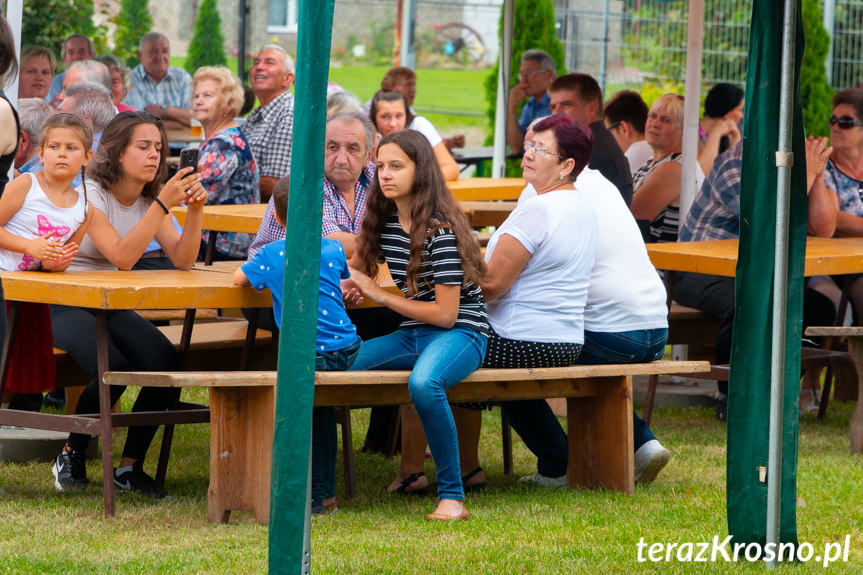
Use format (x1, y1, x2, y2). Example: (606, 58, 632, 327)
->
(312, 336, 362, 500)
(350, 325, 487, 501)
(502, 328, 668, 478)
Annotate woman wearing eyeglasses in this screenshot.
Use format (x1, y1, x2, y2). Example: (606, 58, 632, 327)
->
(818, 89, 863, 330)
(825, 89, 863, 224)
(631, 94, 687, 243)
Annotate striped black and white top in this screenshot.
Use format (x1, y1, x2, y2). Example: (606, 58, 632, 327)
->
(633, 151, 681, 243)
(380, 213, 488, 335)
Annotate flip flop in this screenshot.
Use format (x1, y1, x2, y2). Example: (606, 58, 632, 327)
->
(461, 466, 486, 493)
(391, 471, 428, 495)
(430, 466, 486, 494)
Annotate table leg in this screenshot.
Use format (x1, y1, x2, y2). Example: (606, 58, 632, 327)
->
(95, 310, 116, 518)
(566, 375, 634, 494)
(240, 309, 259, 371)
(204, 231, 217, 266)
(846, 339, 863, 454)
(155, 309, 197, 486)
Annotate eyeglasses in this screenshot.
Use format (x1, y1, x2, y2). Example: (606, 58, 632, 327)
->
(518, 69, 545, 80)
(606, 122, 620, 131)
(829, 115, 863, 130)
(523, 141, 563, 159)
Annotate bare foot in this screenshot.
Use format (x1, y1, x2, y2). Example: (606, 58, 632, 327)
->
(322, 497, 337, 512)
(426, 499, 469, 521)
(387, 471, 428, 494)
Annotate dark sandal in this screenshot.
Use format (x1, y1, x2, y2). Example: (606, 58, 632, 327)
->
(391, 471, 428, 495)
(461, 467, 486, 493)
(430, 467, 486, 494)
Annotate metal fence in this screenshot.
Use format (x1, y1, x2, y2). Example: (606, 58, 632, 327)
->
(833, 0, 863, 89)
(556, 0, 863, 94)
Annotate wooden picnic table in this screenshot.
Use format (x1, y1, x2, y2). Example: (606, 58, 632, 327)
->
(447, 177, 524, 201)
(458, 200, 516, 228)
(172, 204, 266, 235)
(646, 237, 863, 277)
(0, 268, 272, 517)
(165, 128, 203, 146)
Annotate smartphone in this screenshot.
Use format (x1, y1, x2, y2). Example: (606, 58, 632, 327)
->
(179, 148, 199, 172)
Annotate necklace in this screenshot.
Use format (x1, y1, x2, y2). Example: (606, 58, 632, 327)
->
(42, 175, 74, 208)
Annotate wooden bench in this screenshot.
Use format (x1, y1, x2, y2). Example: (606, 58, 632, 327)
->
(105, 359, 709, 525)
(55, 319, 276, 413)
(137, 308, 219, 323)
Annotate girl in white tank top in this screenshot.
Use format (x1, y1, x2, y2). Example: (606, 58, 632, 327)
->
(0, 113, 93, 271)
(0, 114, 93, 406)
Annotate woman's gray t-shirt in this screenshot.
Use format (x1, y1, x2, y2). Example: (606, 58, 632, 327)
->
(69, 179, 152, 271)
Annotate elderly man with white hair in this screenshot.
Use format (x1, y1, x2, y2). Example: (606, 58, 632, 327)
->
(243, 44, 295, 202)
(59, 59, 112, 102)
(14, 98, 53, 171)
(123, 31, 192, 129)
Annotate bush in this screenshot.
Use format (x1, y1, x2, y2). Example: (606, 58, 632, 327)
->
(481, 0, 565, 176)
(800, 0, 833, 137)
(112, 0, 153, 69)
(185, 0, 228, 74)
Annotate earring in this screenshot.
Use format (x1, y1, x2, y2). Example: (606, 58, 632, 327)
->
(559, 173, 565, 180)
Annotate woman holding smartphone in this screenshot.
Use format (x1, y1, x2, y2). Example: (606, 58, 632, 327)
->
(50, 111, 208, 498)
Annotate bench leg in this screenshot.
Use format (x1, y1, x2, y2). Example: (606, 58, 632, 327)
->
(566, 375, 634, 494)
(208, 386, 274, 525)
(847, 339, 863, 454)
(501, 409, 513, 475)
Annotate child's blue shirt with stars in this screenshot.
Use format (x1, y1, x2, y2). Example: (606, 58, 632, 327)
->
(241, 237, 358, 352)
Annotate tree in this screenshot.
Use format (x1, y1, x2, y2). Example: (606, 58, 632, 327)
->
(482, 0, 565, 176)
(22, 0, 108, 65)
(112, 0, 153, 69)
(800, 0, 833, 138)
(185, 0, 228, 74)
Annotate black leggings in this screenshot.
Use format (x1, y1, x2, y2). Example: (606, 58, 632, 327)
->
(50, 305, 179, 460)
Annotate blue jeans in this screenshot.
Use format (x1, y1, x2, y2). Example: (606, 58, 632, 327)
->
(312, 336, 362, 500)
(350, 326, 487, 501)
(503, 328, 668, 477)
(581, 328, 667, 451)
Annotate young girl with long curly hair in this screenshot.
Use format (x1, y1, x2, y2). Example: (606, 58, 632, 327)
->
(347, 130, 487, 521)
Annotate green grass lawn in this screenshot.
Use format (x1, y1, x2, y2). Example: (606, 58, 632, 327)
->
(1, 390, 861, 573)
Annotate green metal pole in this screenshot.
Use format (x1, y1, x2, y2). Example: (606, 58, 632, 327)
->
(268, 1, 335, 573)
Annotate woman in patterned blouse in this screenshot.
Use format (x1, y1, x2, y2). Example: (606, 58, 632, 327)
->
(192, 66, 260, 259)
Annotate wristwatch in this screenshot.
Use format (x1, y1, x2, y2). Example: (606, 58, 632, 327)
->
(160, 104, 168, 119)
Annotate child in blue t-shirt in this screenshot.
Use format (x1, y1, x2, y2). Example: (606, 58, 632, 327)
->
(234, 176, 361, 515)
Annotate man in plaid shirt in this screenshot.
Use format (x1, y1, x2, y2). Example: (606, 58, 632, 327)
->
(123, 32, 192, 130)
(673, 141, 838, 420)
(244, 45, 295, 202)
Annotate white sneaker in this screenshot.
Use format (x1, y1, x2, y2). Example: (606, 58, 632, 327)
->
(518, 473, 566, 487)
(634, 439, 671, 484)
